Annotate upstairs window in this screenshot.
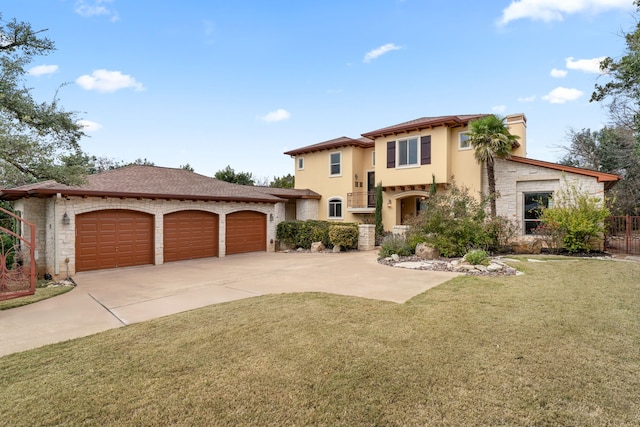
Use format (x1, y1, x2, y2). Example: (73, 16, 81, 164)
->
(398, 137, 418, 166)
(387, 136, 430, 168)
(330, 152, 341, 176)
(297, 157, 304, 170)
(524, 192, 552, 234)
(459, 132, 471, 150)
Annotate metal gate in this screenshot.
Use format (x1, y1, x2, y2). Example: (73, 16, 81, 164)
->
(605, 215, 640, 256)
(0, 207, 36, 301)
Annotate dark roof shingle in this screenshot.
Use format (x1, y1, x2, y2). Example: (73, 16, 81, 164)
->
(0, 165, 286, 203)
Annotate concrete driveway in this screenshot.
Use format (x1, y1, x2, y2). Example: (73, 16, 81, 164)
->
(0, 251, 459, 357)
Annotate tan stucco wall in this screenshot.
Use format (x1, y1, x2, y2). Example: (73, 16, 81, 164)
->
(16, 196, 282, 279)
(293, 145, 374, 224)
(292, 113, 528, 231)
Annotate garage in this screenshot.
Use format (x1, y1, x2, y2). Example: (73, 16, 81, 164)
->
(225, 211, 267, 255)
(76, 209, 154, 272)
(164, 210, 219, 262)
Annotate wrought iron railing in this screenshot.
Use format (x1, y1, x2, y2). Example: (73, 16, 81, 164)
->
(605, 215, 640, 255)
(0, 207, 36, 301)
(347, 192, 375, 209)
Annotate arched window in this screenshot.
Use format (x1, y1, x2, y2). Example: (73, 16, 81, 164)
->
(328, 197, 343, 219)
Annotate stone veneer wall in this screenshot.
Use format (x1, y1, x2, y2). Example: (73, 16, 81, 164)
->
(489, 159, 606, 237)
(296, 199, 319, 220)
(357, 224, 375, 251)
(16, 196, 283, 279)
(12, 198, 47, 277)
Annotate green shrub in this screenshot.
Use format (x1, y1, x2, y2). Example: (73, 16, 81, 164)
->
(484, 215, 519, 252)
(1, 233, 17, 269)
(329, 224, 359, 249)
(539, 180, 610, 253)
(465, 249, 489, 266)
(307, 220, 332, 248)
(277, 220, 359, 249)
(378, 234, 413, 258)
(406, 183, 490, 257)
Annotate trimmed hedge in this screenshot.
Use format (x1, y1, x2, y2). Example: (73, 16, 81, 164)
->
(277, 220, 359, 249)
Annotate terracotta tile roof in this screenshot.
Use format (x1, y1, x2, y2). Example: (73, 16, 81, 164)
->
(507, 156, 621, 190)
(361, 114, 489, 138)
(252, 187, 321, 199)
(284, 136, 374, 156)
(0, 165, 286, 203)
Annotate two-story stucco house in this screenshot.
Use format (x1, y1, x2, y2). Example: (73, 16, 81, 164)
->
(284, 113, 619, 236)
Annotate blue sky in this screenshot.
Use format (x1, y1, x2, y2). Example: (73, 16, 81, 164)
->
(2, 0, 636, 181)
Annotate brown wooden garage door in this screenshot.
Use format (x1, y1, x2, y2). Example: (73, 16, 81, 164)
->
(76, 210, 154, 272)
(225, 211, 267, 255)
(164, 210, 219, 262)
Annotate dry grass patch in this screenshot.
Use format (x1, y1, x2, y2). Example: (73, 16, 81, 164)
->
(1, 258, 639, 426)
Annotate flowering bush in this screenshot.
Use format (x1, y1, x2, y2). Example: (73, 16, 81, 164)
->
(538, 180, 610, 253)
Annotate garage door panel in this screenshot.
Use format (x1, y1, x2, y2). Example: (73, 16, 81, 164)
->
(163, 211, 219, 262)
(76, 210, 154, 272)
(226, 211, 266, 255)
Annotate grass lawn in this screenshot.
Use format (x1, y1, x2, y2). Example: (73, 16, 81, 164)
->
(0, 284, 74, 310)
(1, 257, 639, 426)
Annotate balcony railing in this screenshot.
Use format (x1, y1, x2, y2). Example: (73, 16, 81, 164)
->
(347, 192, 376, 210)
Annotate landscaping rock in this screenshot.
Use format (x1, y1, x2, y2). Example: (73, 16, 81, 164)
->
(310, 242, 325, 253)
(332, 245, 342, 253)
(511, 239, 542, 254)
(415, 243, 439, 260)
(487, 263, 503, 272)
(391, 254, 400, 262)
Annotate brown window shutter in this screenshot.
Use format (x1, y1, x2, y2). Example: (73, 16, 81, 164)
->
(420, 136, 431, 165)
(387, 141, 396, 168)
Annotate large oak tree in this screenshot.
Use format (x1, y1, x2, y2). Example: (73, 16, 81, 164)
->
(0, 15, 87, 187)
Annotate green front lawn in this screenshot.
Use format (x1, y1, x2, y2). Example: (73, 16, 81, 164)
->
(1, 257, 639, 426)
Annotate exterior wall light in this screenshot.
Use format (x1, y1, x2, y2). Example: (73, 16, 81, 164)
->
(62, 212, 71, 225)
(387, 199, 392, 208)
(269, 213, 274, 222)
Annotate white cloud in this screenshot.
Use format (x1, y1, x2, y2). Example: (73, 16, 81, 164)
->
(518, 95, 536, 102)
(566, 56, 607, 74)
(492, 105, 506, 113)
(498, 0, 632, 26)
(75, 0, 119, 22)
(550, 68, 567, 78)
(77, 119, 103, 132)
(363, 43, 402, 63)
(27, 64, 59, 76)
(258, 109, 290, 123)
(76, 69, 145, 93)
(542, 87, 583, 104)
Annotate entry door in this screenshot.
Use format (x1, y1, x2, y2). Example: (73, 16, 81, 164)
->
(367, 171, 376, 208)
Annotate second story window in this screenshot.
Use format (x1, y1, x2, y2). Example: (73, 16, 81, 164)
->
(398, 137, 418, 166)
(298, 157, 304, 170)
(459, 132, 471, 150)
(330, 152, 341, 176)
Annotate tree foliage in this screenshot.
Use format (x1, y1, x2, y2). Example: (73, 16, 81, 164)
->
(467, 115, 519, 218)
(561, 127, 640, 214)
(577, 2, 640, 214)
(374, 182, 383, 238)
(269, 174, 294, 188)
(0, 14, 86, 187)
(214, 165, 254, 185)
(538, 180, 610, 253)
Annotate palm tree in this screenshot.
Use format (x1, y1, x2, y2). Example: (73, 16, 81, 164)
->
(467, 115, 520, 218)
